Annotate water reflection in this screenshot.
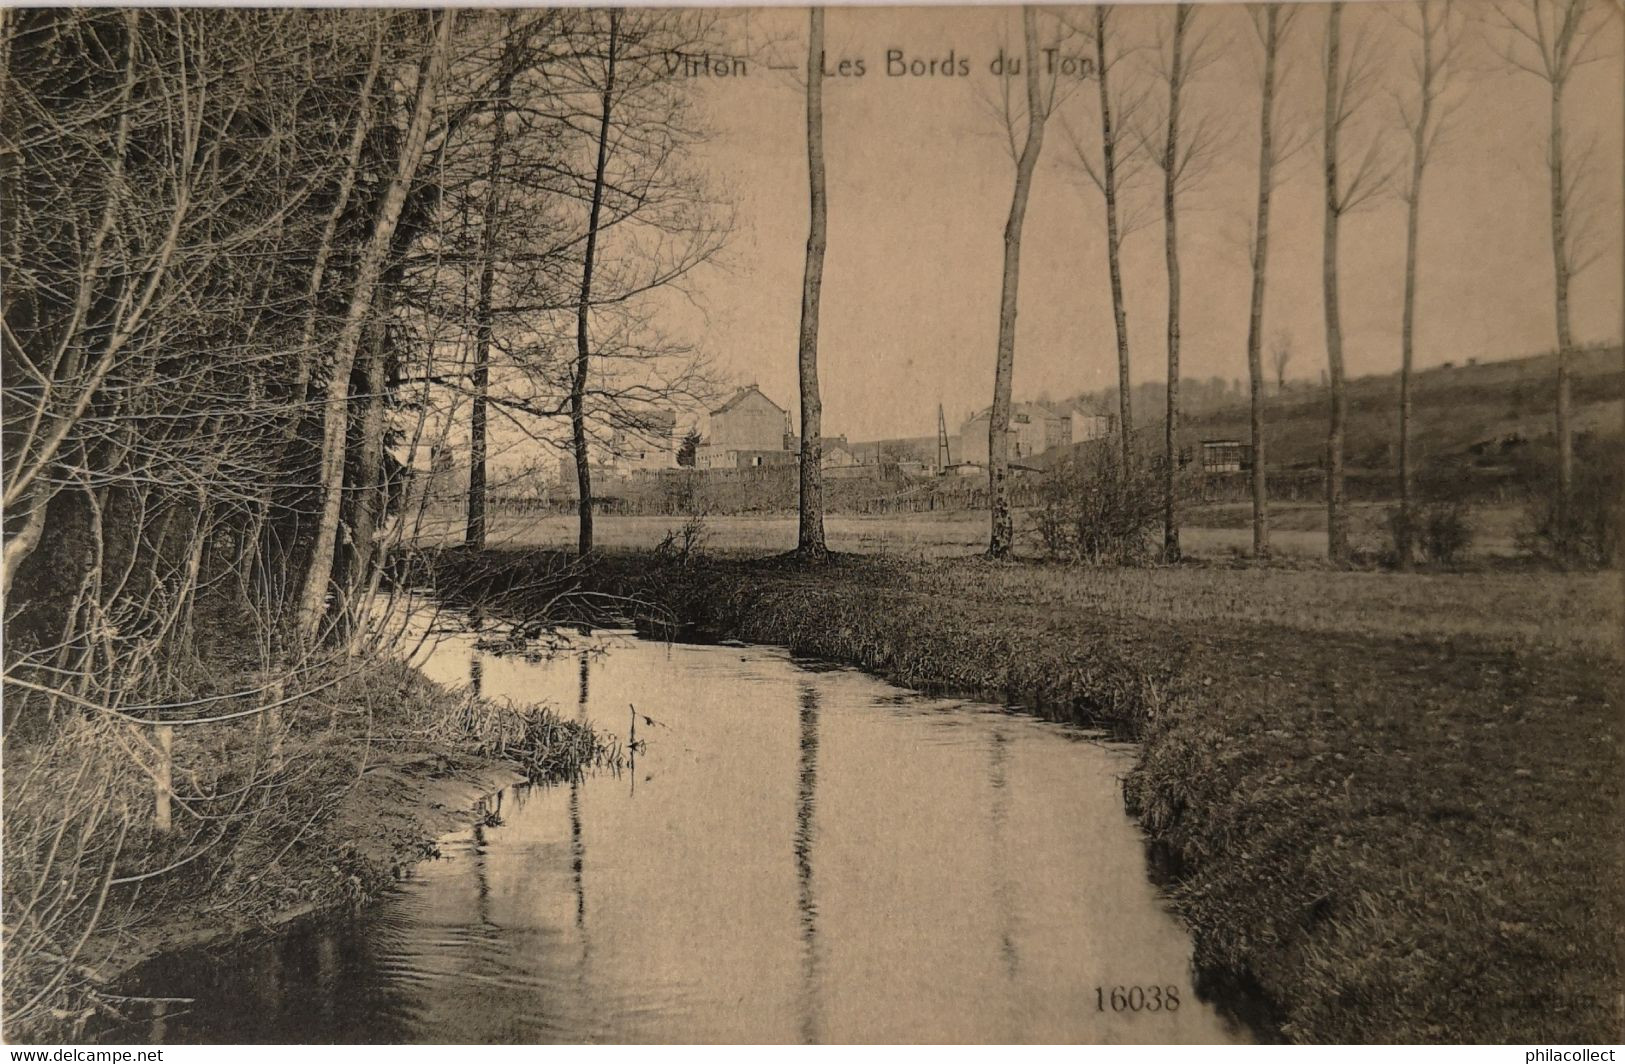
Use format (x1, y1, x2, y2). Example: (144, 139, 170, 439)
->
(795, 683, 820, 1045)
(115, 638, 1252, 1045)
(572, 649, 590, 944)
(569, 782, 586, 931)
(988, 728, 1019, 988)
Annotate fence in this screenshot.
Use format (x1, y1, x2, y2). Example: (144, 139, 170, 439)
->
(857, 474, 1043, 514)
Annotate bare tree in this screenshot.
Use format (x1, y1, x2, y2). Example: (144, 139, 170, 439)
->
(0, 11, 724, 1029)
(0, 11, 449, 1025)
(1394, 0, 1464, 567)
(1143, 3, 1220, 562)
(1272, 330, 1293, 392)
(2, 9, 183, 598)
(987, 7, 1052, 560)
(795, 8, 829, 563)
(1319, 2, 1387, 563)
(489, 10, 728, 559)
(1065, 5, 1154, 474)
(1493, 0, 1610, 543)
(336, 13, 571, 635)
(570, 10, 619, 559)
(298, 10, 457, 641)
(1242, 4, 1305, 557)
(240, 20, 389, 601)
(464, 20, 523, 551)
(386, 11, 722, 565)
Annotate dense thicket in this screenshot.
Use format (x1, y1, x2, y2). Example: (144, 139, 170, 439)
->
(0, 8, 723, 1033)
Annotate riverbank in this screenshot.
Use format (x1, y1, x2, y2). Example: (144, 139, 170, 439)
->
(3, 646, 616, 1042)
(423, 545, 1623, 1043)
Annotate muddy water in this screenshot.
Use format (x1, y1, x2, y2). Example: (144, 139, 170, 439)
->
(120, 633, 1250, 1044)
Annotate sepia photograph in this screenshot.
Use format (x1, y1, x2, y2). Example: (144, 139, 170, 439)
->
(1, 0, 1621, 1048)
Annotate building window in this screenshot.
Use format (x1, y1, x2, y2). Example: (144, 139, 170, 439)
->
(1201, 440, 1250, 474)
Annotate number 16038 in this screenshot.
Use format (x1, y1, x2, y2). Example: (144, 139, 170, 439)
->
(1095, 985, 1180, 1013)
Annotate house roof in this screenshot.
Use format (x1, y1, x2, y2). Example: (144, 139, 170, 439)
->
(711, 384, 786, 418)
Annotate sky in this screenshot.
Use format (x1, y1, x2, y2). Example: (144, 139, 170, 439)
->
(641, 1, 1625, 444)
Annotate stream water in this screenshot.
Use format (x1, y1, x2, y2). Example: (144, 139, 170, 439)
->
(116, 625, 1250, 1044)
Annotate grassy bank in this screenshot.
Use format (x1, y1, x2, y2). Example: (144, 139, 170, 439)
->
(3, 638, 616, 1041)
(425, 545, 1622, 1043)
(411, 501, 1535, 563)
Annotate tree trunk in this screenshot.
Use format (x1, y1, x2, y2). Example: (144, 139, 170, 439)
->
(572, 10, 619, 560)
(242, 28, 384, 604)
(1095, 6, 1134, 472)
(467, 40, 514, 551)
(347, 322, 389, 619)
(1246, 6, 1279, 558)
(467, 279, 491, 549)
(1397, 26, 1434, 570)
(290, 24, 385, 446)
(1, 482, 49, 602)
(153, 724, 174, 834)
(987, 7, 1048, 560)
(1548, 79, 1574, 534)
(1321, 3, 1349, 563)
(796, 8, 829, 562)
(1161, 6, 1188, 563)
(297, 10, 455, 643)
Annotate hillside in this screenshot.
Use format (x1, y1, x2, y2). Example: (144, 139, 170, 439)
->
(1182, 345, 1623, 471)
(1027, 346, 1622, 481)
(849, 347, 1622, 479)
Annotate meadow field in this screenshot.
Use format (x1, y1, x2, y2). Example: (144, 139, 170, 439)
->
(414, 501, 1531, 561)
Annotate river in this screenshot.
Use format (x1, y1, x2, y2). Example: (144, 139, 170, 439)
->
(116, 625, 1251, 1044)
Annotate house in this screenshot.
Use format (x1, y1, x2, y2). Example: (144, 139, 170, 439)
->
(822, 441, 857, 468)
(1039, 404, 1074, 451)
(789, 435, 856, 468)
(957, 402, 1073, 466)
(552, 408, 678, 482)
(1069, 399, 1116, 443)
(613, 409, 678, 473)
(715, 448, 796, 469)
(698, 385, 792, 469)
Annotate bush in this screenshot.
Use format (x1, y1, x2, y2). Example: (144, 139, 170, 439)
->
(653, 514, 710, 567)
(1033, 448, 1161, 565)
(1387, 500, 1474, 566)
(1518, 451, 1622, 567)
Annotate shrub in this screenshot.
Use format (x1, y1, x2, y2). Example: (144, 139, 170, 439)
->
(654, 514, 710, 567)
(1421, 502, 1474, 564)
(1387, 500, 1474, 566)
(1518, 450, 1622, 567)
(1033, 447, 1161, 565)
